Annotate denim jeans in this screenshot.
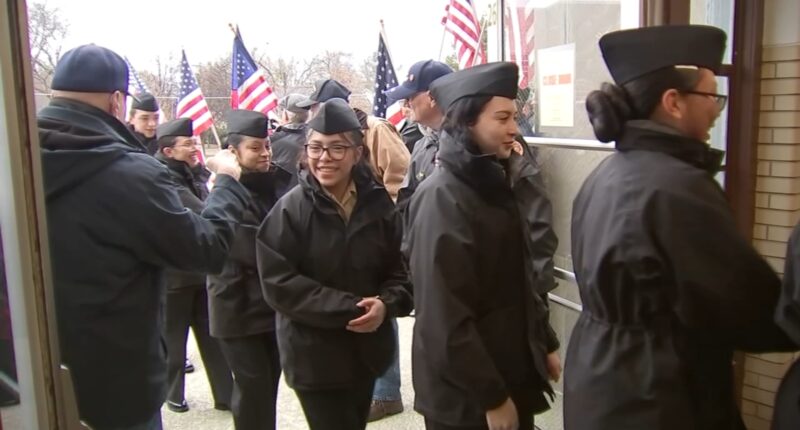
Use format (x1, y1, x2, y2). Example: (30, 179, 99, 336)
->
(102, 412, 162, 430)
(372, 318, 401, 401)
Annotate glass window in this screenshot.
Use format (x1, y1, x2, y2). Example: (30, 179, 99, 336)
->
(502, 0, 640, 140)
(690, 0, 735, 63)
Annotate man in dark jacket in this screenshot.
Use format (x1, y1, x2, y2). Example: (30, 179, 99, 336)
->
(154, 118, 234, 414)
(127, 92, 160, 155)
(207, 110, 293, 430)
(386, 60, 453, 211)
(270, 94, 309, 179)
(37, 44, 250, 430)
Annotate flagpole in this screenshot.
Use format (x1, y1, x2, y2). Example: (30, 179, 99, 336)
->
(379, 20, 395, 64)
(210, 124, 223, 150)
(472, 20, 487, 68)
(439, 2, 450, 61)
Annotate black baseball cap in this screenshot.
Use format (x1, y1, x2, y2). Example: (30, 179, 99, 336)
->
(51, 44, 138, 101)
(296, 79, 351, 109)
(384, 60, 453, 103)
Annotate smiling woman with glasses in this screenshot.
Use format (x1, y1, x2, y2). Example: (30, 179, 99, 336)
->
(256, 99, 412, 430)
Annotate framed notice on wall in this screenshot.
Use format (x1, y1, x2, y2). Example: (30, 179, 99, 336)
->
(536, 43, 575, 127)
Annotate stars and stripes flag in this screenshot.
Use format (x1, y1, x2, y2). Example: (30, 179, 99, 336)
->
(505, 0, 536, 88)
(372, 29, 405, 128)
(231, 32, 279, 116)
(176, 50, 214, 136)
(124, 56, 165, 122)
(442, 0, 486, 69)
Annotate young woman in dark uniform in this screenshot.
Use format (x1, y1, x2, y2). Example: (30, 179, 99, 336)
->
(405, 62, 561, 430)
(256, 99, 413, 430)
(567, 25, 793, 430)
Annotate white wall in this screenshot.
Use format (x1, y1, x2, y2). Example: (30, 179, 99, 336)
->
(763, 0, 800, 45)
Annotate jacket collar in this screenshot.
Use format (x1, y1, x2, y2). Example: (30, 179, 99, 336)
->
(616, 120, 725, 174)
(297, 164, 390, 221)
(155, 151, 196, 184)
(39, 98, 146, 152)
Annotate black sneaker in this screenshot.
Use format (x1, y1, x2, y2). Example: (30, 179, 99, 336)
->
(214, 403, 230, 411)
(167, 400, 189, 413)
(184, 359, 194, 373)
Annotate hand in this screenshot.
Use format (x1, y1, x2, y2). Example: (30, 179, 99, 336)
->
(346, 297, 386, 333)
(206, 149, 241, 180)
(547, 352, 562, 383)
(485, 397, 518, 430)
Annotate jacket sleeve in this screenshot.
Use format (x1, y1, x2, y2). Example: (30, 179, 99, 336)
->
(408, 187, 509, 411)
(377, 211, 414, 318)
(650, 185, 794, 351)
(256, 196, 363, 329)
(367, 120, 410, 202)
(118, 158, 250, 275)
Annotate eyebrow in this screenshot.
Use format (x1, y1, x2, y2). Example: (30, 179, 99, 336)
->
(308, 139, 347, 145)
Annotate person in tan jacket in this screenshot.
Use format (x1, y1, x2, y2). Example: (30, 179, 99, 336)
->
(298, 79, 410, 200)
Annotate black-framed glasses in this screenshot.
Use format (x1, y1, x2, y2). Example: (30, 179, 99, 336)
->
(305, 144, 353, 161)
(682, 91, 728, 111)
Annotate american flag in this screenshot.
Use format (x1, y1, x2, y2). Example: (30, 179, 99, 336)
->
(443, 0, 486, 69)
(372, 30, 405, 128)
(505, 0, 536, 88)
(124, 56, 166, 122)
(176, 50, 213, 136)
(231, 33, 278, 116)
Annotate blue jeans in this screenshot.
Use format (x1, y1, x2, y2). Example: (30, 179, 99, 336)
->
(102, 412, 162, 430)
(373, 319, 401, 401)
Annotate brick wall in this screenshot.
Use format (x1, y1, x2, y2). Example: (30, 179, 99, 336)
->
(743, 42, 800, 430)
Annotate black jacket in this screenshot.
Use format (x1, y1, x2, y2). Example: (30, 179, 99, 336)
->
(155, 152, 212, 289)
(405, 131, 559, 426)
(270, 123, 307, 179)
(256, 167, 413, 390)
(208, 166, 294, 338)
(399, 120, 424, 153)
(774, 224, 800, 430)
(397, 128, 439, 211)
(567, 120, 792, 430)
(38, 98, 250, 429)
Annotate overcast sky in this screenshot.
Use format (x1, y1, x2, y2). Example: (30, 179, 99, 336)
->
(40, 0, 494, 77)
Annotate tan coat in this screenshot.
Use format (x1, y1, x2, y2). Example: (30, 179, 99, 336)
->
(365, 116, 410, 201)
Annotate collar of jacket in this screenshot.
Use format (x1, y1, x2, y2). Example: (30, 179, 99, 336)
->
(39, 98, 147, 152)
(616, 120, 725, 174)
(155, 151, 197, 183)
(437, 131, 538, 198)
(297, 163, 385, 216)
(275, 122, 307, 134)
(240, 165, 290, 196)
(127, 123, 155, 147)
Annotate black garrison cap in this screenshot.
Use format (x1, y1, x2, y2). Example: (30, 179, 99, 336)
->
(227, 109, 269, 138)
(132, 92, 159, 112)
(599, 25, 727, 85)
(156, 118, 193, 139)
(308, 99, 362, 135)
(296, 79, 352, 108)
(429, 62, 519, 112)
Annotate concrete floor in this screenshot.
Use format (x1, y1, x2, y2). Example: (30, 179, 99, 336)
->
(161, 317, 564, 430)
(0, 318, 564, 429)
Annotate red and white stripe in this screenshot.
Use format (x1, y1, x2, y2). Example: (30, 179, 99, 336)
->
(235, 69, 279, 115)
(443, 0, 486, 69)
(386, 101, 405, 128)
(176, 87, 213, 136)
(506, 0, 536, 88)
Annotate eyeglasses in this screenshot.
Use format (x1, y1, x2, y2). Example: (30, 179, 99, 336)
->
(305, 144, 353, 161)
(682, 91, 728, 111)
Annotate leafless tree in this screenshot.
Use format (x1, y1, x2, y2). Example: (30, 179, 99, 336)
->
(27, 1, 69, 92)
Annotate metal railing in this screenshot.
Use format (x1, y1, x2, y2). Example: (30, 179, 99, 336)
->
(549, 267, 583, 312)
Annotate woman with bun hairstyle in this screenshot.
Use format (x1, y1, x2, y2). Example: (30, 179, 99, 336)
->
(566, 25, 793, 430)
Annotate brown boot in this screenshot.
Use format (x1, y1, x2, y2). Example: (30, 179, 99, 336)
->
(368, 399, 404, 422)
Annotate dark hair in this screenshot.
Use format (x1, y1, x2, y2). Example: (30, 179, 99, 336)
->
(156, 136, 177, 151)
(586, 66, 702, 142)
(441, 95, 493, 149)
(225, 133, 245, 149)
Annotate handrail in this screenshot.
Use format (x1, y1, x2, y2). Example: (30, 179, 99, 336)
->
(524, 136, 616, 152)
(548, 267, 583, 312)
